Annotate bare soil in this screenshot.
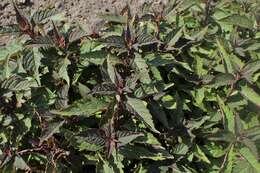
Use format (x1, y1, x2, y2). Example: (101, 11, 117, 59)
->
(1, 0, 163, 46)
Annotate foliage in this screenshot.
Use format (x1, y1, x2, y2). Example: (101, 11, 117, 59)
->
(0, 0, 260, 172)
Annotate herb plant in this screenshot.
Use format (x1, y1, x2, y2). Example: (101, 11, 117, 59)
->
(0, 0, 260, 172)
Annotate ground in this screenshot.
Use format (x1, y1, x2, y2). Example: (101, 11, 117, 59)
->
(0, 0, 166, 46)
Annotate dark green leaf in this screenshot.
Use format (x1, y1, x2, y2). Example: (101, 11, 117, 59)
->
(127, 97, 159, 133)
(40, 120, 65, 145)
(50, 97, 110, 116)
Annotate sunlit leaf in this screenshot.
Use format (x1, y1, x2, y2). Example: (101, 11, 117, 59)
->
(240, 147, 260, 171)
(127, 97, 159, 133)
(51, 97, 110, 116)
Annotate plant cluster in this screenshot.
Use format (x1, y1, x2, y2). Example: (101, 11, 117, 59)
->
(0, 0, 260, 172)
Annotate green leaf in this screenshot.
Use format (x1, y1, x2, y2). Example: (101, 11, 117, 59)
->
(149, 100, 169, 128)
(13, 155, 30, 171)
(217, 96, 235, 133)
(40, 120, 65, 145)
(63, 129, 105, 151)
(134, 53, 151, 84)
(224, 145, 234, 173)
(31, 8, 58, 24)
(22, 48, 42, 74)
(25, 36, 55, 48)
(106, 54, 121, 84)
(167, 27, 184, 47)
(241, 138, 258, 159)
(1, 75, 34, 91)
(194, 145, 211, 164)
(92, 83, 116, 95)
(238, 81, 260, 106)
(207, 130, 236, 142)
(243, 126, 260, 141)
(22, 48, 42, 84)
(220, 14, 254, 29)
(233, 159, 258, 173)
(207, 73, 236, 88)
(136, 31, 158, 46)
(216, 38, 234, 74)
(127, 97, 159, 133)
(202, 144, 225, 158)
(117, 131, 143, 146)
(190, 26, 208, 41)
(0, 25, 20, 35)
(172, 143, 189, 155)
(97, 159, 114, 173)
(240, 147, 260, 171)
(119, 145, 174, 160)
(57, 57, 71, 86)
(241, 60, 260, 79)
(50, 97, 110, 116)
(80, 51, 107, 65)
(99, 36, 125, 48)
(68, 28, 86, 43)
(235, 114, 244, 136)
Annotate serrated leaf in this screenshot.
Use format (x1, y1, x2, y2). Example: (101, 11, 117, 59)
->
(57, 57, 71, 86)
(25, 36, 55, 48)
(172, 143, 189, 155)
(233, 159, 257, 173)
(22, 48, 42, 73)
(63, 129, 105, 151)
(238, 81, 260, 107)
(134, 53, 151, 84)
(217, 96, 235, 133)
(106, 54, 119, 84)
(224, 145, 234, 173)
(220, 14, 254, 29)
(1, 75, 33, 91)
(207, 73, 236, 88)
(190, 26, 208, 41)
(241, 60, 260, 80)
(92, 82, 116, 95)
(119, 145, 174, 160)
(235, 114, 244, 136)
(116, 131, 143, 146)
(31, 8, 58, 24)
(0, 25, 21, 35)
(68, 28, 86, 43)
(202, 144, 225, 158)
(81, 51, 108, 65)
(127, 97, 159, 133)
(99, 36, 125, 48)
(241, 138, 258, 159)
(243, 126, 260, 141)
(240, 147, 260, 171)
(22, 48, 42, 85)
(50, 97, 110, 116)
(167, 27, 184, 47)
(40, 120, 65, 145)
(136, 32, 158, 46)
(216, 38, 235, 74)
(54, 84, 69, 109)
